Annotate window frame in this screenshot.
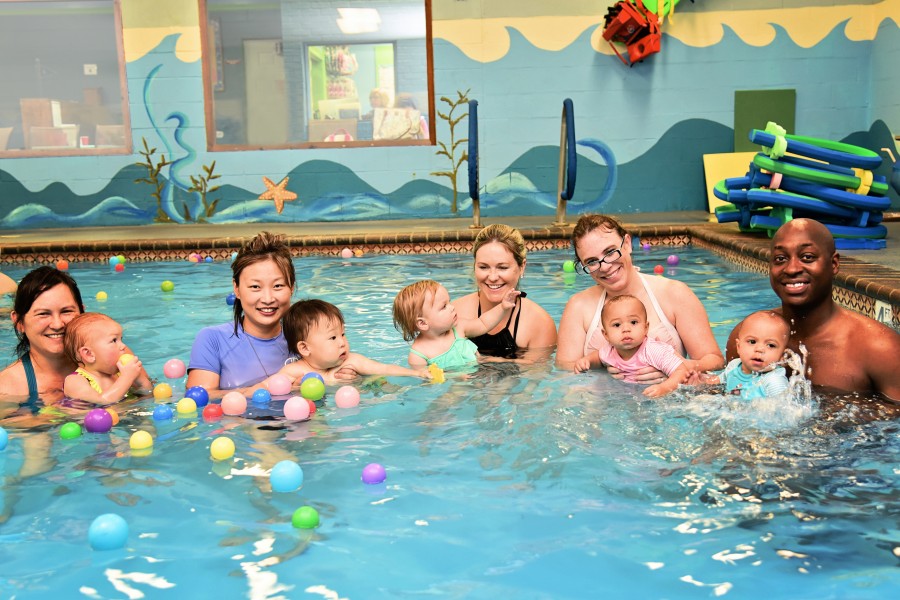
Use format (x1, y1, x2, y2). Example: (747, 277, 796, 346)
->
(199, 0, 434, 151)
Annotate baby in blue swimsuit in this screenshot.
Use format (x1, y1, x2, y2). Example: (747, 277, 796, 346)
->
(393, 280, 520, 370)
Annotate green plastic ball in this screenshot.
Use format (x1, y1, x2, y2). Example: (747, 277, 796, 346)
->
(160, 280, 175, 292)
(562, 260, 576, 273)
(59, 422, 82, 440)
(300, 378, 325, 401)
(292, 505, 320, 529)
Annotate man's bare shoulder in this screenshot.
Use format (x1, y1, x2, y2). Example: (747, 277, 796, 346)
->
(840, 307, 900, 350)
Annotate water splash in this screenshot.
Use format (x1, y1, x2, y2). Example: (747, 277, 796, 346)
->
(781, 343, 812, 403)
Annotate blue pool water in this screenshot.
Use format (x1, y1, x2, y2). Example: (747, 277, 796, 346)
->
(0, 247, 898, 599)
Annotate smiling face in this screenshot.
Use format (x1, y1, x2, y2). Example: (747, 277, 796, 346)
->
(233, 258, 293, 338)
(418, 284, 457, 336)
(474, 241, 524, 305)
(735, 312, 790, 374)
(13, 283, 82, 361)
(299, 315, 349, 371)
(601, 296, 649, 354)
(770, 219, 838, 310)
(575, 229, 632, 292)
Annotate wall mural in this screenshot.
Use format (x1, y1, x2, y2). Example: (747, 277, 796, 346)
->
(0, 1, 897, 230)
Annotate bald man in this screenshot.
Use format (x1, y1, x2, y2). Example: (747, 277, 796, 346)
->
(726, 219, 900, 402)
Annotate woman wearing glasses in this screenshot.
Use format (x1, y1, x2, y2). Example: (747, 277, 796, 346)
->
(556, 215, 723, 378)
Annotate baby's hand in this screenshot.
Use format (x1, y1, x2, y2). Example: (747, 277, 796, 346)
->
(500, 289, 522, 310)
(574, 357, 592, 373)
(277, 361, 307, 383)
(417, 368, 433, 380)
(644, 382, 674, 398)
(117, 355, 143, 384)
(334, 365, 360, 380)
(685, 370, 718, 386)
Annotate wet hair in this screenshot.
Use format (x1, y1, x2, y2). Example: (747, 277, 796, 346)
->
(283, 299, 344, 353)
(600, 294, 647, 328)
(739, 310, 791, 345)
(231, 231, 295, 336)
(473, 224, 526, 267)
(393, 279, 440, 342)
(62, 312, 116, 366)
(571, 214, 628, 262)
(12, 266, 85, 356)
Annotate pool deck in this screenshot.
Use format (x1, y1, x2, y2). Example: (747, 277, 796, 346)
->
(1, 210, 899, 324)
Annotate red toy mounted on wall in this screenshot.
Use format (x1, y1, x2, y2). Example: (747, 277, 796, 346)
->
(602, 0, 661, 66)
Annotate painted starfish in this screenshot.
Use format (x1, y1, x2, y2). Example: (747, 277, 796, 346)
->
(258, 176, 297, 213)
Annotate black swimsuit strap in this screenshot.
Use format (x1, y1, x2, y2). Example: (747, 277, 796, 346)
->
(477, 295, 519, 330)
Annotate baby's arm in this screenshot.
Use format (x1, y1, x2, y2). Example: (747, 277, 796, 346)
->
(340, 353, 431, 379)
(459, 289, 521, 338)
(574, 352, 602, 373)
(645, 362, 690, 398)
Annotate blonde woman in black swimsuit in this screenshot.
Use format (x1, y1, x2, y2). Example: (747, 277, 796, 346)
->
(452, 224, 557, 360)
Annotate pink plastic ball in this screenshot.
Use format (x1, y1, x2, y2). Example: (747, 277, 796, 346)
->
(221, 391, 247, 416)
(268, 374, 292, 396)
(84, 408, 113, 433)
(340, 248, 353, 259)
(284, 396, 311, 421)
(666, 254, 680, 266)
(163, 358, 186, 379)
(653, 265, 664, 275)
(334, 386, 361, 408)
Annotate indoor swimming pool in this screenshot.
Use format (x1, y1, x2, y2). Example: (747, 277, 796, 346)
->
(0, 246, 897, 599)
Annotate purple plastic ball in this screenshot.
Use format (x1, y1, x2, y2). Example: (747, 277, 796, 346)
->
(642, 242, 651, 250)
(666, 254, 680, 266)
(84, 408, 113, 433)
(361, 463, 386, 485)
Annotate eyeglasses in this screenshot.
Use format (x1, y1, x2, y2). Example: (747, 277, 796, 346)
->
(575, 238, 626, 275)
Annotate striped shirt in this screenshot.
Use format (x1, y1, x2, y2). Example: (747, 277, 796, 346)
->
(599, 338, 684, 383)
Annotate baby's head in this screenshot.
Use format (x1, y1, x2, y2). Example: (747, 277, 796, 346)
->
(600, 295, 649, 351)
(735, 310, 791, 373)
(284, 299, 348, 365)
(63, 312, 123, 371)
(393, 280, 454, 341)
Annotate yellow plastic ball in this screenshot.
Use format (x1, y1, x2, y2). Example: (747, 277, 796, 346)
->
(119, 353, 136, 365)
(96, 291, 108, 301)
(130, 430, 153, 451)
(210, 436, 235, 461)
(176, 397, 197, 413)
(153, 383, 173, 399)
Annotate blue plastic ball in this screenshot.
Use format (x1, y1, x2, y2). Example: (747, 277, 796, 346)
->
(226, 293, 236, 306)
(300, 372, 325, 385)
(252, 388, 272, 404)
(108, 256, 120, 266)
(270, 460, 304, 493)
(88, 513, 128, 551)
(231, 251, 238, 261)
(152, 404, 173, 421)
(185, 386, 210, 408)
(204, 256, 213, 263)
(0, 426, 8, 451)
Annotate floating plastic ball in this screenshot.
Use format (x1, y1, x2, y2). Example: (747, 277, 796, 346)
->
(210, 436, 235, 461)
(96, 291, 108, 301)
(231, 251, 238, 261)
(153, 382, 173, 399)
(152, 404, 173, 421)
(129, 430, 153, 451)
(0, 426, 8, 451)
(666, 255, 680, 266)
(222, 391, 247, 416)
(88, 513, 128, 551)
(300, 372, 325, 385)
(252, 389, 272, 404)
(56, 259, 69, 271)
(267, 374, 292, 396)
(202, 403, 223, 421)
(361, 463, 386, 485)
(562, 260, 575, 273)
(307, 398, 317, 417)
(340, 248, 353, 259)
(334, 386, 361, 409)
(185, 385, 209, 408)
(116, 255, 126, 264)
(283, 396, 311, 421)
(642, 242, 651, 250)
(84, 408, 113, 433)
(106, 407, 120, 426)
(204, 256, 213, 263)
(353, 249, 365, 258)
(226, 293, 236, 306)
(119, 353, 136, 366)
(108, 256, 120, 266)
(160, 280, 175, 292)
(188, 253, 201, 263)
(114, 263, 125, 273)
(163, 358, 186, 379)
(300, 378, 325, 401)
(59, 422, 82, 440)
(176, 397, 197, 414)
(292, 506, 320, 529)
(270, 460, 304, 493)
(653, 265, 665, 275)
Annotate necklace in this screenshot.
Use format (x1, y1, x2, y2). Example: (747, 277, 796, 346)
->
(245, 331, 272, 378)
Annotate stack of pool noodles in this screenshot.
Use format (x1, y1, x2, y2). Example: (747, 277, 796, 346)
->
(713, 122, 891, 249)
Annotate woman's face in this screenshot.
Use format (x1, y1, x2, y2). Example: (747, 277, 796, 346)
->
(14, 283, 82, 359)
(474, 241, 523, 306)
(575, 229, 632, 291)
(234, 258, 293, 338)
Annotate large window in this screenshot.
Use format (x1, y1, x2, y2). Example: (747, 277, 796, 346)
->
(0, 0, 130, 156)
(203, 0, 432, 149)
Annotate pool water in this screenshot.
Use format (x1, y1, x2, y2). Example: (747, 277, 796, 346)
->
(0, 247, 898, 599)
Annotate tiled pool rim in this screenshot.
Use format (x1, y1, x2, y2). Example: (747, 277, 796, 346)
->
(1, 222, 898, 327)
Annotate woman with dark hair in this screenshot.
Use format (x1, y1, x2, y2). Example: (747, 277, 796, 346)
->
(187, 231, 296, 397)
(0, 266, 85, 402)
